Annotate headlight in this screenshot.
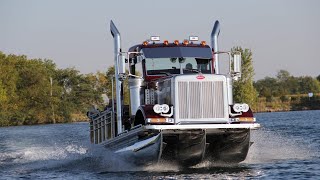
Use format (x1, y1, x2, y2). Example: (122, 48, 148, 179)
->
(233, 103, 242, 113)
(242, 103, 249, 112)
(162, 104, 170, 113)
(153, 104, 162, 114)
(233, 103, 249, 113)
(153, 104, 170, 114)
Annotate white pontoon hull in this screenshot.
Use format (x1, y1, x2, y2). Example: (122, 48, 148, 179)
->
(99, 124, 259, 165)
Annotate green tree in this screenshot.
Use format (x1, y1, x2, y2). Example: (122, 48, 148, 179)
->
(105, 66, 130, 105)
(275, 70, 302, 95)
(15, 59, 53, 124)
(55, 68, 87, 120)
(0, 53, 23, 125)
(0, 53, 8, 106)
(0, 80, 9, 126)
(275, 70, 290, 96)
(298, 76, 320, 94)
(276, 70, 291, 82)
(254, 77, 278, 98)
(0, 80, 6, 103)
(232, 47, 258, 107)
(286, 76, 300, 94)
(0, 51, 122, 126)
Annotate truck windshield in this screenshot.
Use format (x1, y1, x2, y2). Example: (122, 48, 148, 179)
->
(145, 57, 211, 75)
(142, 46, 212, 59)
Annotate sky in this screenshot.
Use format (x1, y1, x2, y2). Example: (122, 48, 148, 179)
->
(1, 0, 319, 80)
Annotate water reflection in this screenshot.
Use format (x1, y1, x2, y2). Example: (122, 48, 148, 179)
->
(98, 162, 262, 179)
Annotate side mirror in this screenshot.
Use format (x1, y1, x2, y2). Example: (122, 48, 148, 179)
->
(126, 53, 144, 79)
(233, 53, 241, 80)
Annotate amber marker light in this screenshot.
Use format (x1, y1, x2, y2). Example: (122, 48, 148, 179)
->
(163, 40, 169, 45)
(238, 117, 256, 122)
(183, 40, 189, 45)
(148, 118, 166, 123)
(142, 41, 148, 46)
(146, 118, 174, 124)
(174, 40, 179, 45)
(200, 41, 206, 46)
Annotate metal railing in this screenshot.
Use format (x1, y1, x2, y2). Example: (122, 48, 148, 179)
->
(89, 110, 114, 144)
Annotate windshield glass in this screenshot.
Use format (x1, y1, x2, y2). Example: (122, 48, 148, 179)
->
(145, 57, 211, 75)
(142, 46, 212, 59)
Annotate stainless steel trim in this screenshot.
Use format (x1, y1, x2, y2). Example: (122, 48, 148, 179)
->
(211, 20, 220, 74)
(128, 78, 143, 116)
(177, 80, 225, 120)
(110, 20, 123, 134)
(145, 123, 261, 130)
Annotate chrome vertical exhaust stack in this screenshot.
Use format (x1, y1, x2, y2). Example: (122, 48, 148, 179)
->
(110, 20, 123, 134)
(211, 20, 220, 74)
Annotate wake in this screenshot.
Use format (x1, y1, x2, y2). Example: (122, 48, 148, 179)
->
(0, 128, 315, 175)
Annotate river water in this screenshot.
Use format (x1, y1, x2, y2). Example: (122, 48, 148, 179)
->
(0, 110, 319, 179)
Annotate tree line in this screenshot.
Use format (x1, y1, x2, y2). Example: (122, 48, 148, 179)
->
(252, 70, 320, 112)
(0, 51, 113, 126)
(1, 49, 319, 126)
(254, 70, 320, 100)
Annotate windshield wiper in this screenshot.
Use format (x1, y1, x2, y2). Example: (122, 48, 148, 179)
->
(184, 69, 199, 73)
(159, 72, 172, 76)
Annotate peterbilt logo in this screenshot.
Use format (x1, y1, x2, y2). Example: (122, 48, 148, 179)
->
(196, 73, 205, 80)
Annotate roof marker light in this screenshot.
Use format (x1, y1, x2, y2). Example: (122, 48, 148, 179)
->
(189, 36, 199, 41)
(200, 41, 206, 46)
(143, 41, 149, 46)
(150, 36, 160, 41)
(183, 40, 189, 45)
(174, 40, 179, 45)
(163, 40, 169, 45)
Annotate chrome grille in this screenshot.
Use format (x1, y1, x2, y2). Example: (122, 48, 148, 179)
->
(177, 81, 225, 119)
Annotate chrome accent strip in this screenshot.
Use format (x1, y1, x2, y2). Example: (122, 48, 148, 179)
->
(110, 20, 123, 134)
(211, 20, 220, 74)
(145, 123, 261, 130)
